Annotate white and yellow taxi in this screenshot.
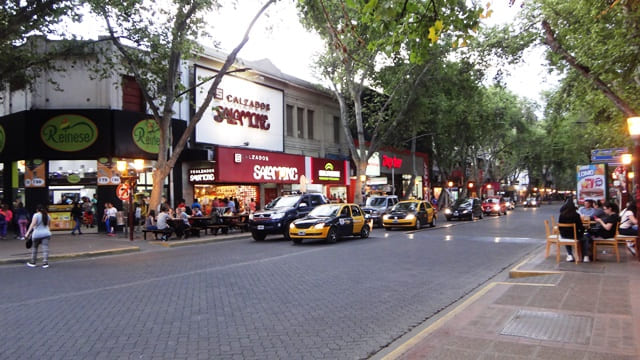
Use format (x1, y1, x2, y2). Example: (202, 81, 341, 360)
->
(289, 203, 372, 244)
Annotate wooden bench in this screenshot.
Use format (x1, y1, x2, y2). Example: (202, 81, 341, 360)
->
(184, 226, 204, 238)
(142, 228, 173, 240)
(206, 224, 229, 235)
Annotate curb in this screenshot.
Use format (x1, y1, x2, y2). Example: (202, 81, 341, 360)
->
(0, 246, 140, 265)
(148, 233, 252, 247)
(508, 253, 561, 279)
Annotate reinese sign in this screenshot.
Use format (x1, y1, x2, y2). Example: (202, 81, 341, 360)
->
(194, 66, 284, 152)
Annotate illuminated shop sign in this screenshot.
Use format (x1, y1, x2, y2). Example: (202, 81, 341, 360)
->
(41, 114, 98, 152)
(309, 158, 348, 185)
(194, 66, 284, 152)
(189, 168, 216, 183)
(216, 147, 304, 184)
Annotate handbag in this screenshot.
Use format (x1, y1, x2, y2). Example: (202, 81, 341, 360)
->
(25, 234, 32, 249)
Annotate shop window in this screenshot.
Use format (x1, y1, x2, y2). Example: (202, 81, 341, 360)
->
(286, 105, 294, 137)
(297, 107, 304, 138)
(122, 75, 144, 112)
(307, 109, 314, 139)
(333, 116, 341, 143)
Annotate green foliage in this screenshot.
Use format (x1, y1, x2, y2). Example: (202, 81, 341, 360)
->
(0, 0, 80, 90)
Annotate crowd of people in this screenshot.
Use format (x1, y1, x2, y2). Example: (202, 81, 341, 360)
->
(558, 197, 637, 262)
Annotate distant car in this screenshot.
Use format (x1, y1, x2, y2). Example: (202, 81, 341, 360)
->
(504, 198, 515, 210)
(289, 203, 372, 244)
(444, 198, 483, 221)
(482, 197, 507, 216)
(524, 197, 540, 208)
(382, 200, 436, 230)
(361, 195, 399, 227)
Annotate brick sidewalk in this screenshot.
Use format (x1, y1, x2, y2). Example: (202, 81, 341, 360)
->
(376, 246, 640, 360)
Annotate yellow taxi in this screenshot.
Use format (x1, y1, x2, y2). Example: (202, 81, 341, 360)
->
(382, 200, 436, 230)
(289, 203, 372, 244)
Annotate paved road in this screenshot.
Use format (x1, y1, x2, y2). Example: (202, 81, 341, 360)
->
(0, 205, 552, 359)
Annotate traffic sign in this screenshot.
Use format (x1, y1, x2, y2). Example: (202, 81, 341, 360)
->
(116, 183, 131, 201)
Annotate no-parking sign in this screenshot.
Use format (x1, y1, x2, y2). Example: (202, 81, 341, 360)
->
(116, 183, 131, 201)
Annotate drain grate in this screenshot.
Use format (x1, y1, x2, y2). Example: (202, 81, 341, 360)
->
(500, 309, 593, 344)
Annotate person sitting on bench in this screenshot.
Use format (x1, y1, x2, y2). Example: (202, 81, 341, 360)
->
(156, 206, 174, 241)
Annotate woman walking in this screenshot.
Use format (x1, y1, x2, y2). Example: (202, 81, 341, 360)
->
(25, 204, 52, 268)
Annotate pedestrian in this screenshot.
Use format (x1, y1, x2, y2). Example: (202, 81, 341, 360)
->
(619, 201, 638, 236)
(145, 210, 158, 230)
(25, 204, 52, 268)
(14, 202, 30, 240)
(71, 202, 83, 235)
(0, 204, 12, 239)
(107, 202, 118, 236)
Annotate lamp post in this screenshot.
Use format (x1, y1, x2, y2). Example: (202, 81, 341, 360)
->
(117, 159, 144, 241)
(627, 116, 640, 260)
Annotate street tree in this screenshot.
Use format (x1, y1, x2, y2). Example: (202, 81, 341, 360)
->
(0, 0, 79, 90)
(89, 0, 276, 212)
(297, 0, 485, 204)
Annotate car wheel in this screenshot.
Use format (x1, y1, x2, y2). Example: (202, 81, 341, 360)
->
(360, 225, 370, 238)
(326, 227, 338, 243)
(414, 218, 421, 230)
(430, 215, 436, 227)
(479, 212, 483, 219)
(252, 232, 266, 241)
(282, 222, 292, 241)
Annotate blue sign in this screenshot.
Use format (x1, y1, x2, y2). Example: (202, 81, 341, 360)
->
(590, 148, 628, 165)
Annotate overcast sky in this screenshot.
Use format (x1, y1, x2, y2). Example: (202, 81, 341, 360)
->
(212, 0, 560, 107)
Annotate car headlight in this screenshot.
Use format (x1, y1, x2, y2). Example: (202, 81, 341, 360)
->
(313, 223, 326, 229)
(289, 222, 296, 229)
(271, 212, 285, 220)
(493, 205, 500, 211)
(371, 210, 379, 215)
(406, 214, 415, 220)
(444, 208, 452, 214)
(383, 214, 390, 220)
(249, 213, 254, 220)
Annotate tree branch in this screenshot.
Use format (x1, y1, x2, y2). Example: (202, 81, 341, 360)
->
(541, 19, 637, 117)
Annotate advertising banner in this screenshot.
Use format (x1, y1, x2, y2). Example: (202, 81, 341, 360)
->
(576, 164, 606, 204)
(308, 157, 349, 185)
(97, 158, 121, 186)
(24, 159, 46, 188)
(194, 66, 284, 152)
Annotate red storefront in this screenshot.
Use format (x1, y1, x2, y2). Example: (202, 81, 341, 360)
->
(190, 146, 307, 212)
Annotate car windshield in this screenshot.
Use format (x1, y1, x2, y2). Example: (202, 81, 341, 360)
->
(485, 198, 499, 204)
(453, 199, 473, 207)
(265, 196, 300, 209)
(309, 204, 341, 217)
(366, 197, 387, 207)
(393, 202, 417, 211)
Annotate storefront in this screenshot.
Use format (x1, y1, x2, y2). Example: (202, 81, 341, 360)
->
(359, 150, 430, 200)
(307, 157, 349, 202)
(188, 146, 306, 211)
(0, 109, 187, 230)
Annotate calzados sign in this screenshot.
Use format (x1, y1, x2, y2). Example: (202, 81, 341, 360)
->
(189, 168, 215, 183)
(41, 115, 98, 152)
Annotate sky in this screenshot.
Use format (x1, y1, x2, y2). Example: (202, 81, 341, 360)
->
(212, 0, 560, 108)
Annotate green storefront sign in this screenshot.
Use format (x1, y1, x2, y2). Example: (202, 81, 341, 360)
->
(132, 119, 160, 154)
(41, 114, 98, 152)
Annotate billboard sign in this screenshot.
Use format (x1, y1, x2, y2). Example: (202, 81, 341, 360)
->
(576, 164, 606, 204)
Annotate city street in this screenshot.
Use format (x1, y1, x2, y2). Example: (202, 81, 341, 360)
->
(0, 205, 549, 359)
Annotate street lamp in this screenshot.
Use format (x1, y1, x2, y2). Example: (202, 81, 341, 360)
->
(627, 117, 640, 255)
(117, 159, 144, 241)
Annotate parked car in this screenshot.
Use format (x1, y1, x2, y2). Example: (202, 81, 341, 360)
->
(289, 203, 372, 244)
(482, 197, 507, 216)
(361, 195, 399, 227)
(523, 197, 540, 208)
(249, 193, 328, 241)
(444, 198, 483, 221)
(382, 200, 436, 230)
